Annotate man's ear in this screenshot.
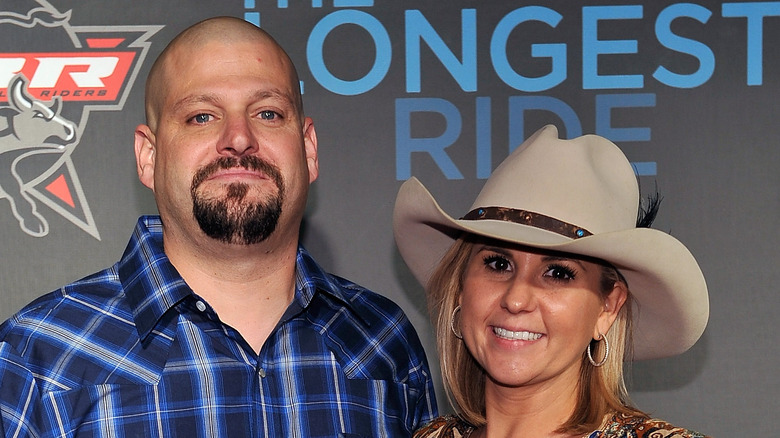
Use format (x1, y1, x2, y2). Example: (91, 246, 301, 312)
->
(303, 117, 319, 184)
(594, 281, 628, 338)
(134, 124, 156, 191)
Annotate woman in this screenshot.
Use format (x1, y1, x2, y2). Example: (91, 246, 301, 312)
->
(393, 125, 710, 437)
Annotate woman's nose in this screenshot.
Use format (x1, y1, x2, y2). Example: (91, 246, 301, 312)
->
(501, 279, 537, 314)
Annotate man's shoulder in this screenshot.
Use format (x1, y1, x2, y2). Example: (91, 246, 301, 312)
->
(0, 264, 159, 394)
(0, 265, 127, 344)
(323, 273, 412, 325)
(308, 274, 433, 378)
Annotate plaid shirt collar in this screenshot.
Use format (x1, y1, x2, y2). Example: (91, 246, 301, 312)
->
(119, 215, 361, 342)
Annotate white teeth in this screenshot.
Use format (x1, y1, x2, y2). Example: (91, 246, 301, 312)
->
(493, 327, 542, 341)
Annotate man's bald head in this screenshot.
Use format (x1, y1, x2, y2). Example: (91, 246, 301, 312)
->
(144, 16, 303, 131)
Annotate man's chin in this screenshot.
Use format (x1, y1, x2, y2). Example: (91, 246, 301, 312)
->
(197, 185, 278, 204)
(192, 194, 283, 245)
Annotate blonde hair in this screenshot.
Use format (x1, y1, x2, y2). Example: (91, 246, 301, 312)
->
(427, 234, 646, 433)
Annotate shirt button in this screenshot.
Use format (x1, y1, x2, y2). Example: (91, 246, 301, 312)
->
(258, 368, 266, 378)
(195, 301, 207, 312)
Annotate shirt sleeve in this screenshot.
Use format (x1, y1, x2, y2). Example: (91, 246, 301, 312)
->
(0, 342, 42, 438)
(410, 336, 439, 427)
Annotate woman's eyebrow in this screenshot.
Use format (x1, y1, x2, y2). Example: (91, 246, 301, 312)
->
(541, 255, 589, 271)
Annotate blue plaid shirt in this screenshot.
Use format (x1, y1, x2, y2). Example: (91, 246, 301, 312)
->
(0, 216, 437, 437)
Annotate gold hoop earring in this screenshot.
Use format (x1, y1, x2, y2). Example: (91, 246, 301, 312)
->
(450, 306, 463, 339)
(587, 332, 609, 367)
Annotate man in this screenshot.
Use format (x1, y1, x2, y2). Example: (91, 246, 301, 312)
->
(0, 16, 437, 437)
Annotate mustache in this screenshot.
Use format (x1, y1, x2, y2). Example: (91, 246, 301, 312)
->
(191, 155, 283, 191)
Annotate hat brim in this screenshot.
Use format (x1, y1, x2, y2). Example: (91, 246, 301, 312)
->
(393, 177, 709, 360)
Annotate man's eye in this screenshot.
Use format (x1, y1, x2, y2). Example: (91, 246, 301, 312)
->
(192, 114, 212, 124)
(259, 110, 278, 120)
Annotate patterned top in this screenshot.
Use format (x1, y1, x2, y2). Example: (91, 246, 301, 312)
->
(0, 216, 437, 438)
(413, 416, 475, 438)
(414, 413, 711, 438)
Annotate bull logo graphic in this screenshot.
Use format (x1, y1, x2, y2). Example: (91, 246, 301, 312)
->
(0, 0, 161, 239)
(0, 3, 70, 28)
(0, 74, 77, 236)
(0, 75, 77, 237)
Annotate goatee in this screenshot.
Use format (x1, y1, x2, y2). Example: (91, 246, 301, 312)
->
(191, 155, 284, 245)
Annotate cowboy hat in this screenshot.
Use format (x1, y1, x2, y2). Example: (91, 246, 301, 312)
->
(393, 125, 708, 360)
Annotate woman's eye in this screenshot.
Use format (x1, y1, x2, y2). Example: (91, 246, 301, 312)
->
(544, 265, 576, 280)
(191, 113, 212, 124)
(484, 255, 511, 272)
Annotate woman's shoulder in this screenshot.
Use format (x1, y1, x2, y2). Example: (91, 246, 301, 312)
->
(596, 412, 711, 438)
(414, 415, 475, 438)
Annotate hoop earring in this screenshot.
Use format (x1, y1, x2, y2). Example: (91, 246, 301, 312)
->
(587, 333, 609, 367)
(450, 306, 463, 339)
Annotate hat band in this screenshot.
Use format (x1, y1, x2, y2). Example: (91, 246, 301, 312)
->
(461, 206, 592, 239)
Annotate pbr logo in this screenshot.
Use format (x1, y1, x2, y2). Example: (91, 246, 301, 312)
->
(0, 0, 161, 239)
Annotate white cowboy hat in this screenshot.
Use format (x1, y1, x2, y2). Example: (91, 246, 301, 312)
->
(393, 125, 708, 360)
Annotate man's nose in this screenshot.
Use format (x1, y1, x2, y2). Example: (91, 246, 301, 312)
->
(218, 115, 258, 156)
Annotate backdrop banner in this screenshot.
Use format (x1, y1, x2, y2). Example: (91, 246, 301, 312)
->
(1, 1, 777, 436)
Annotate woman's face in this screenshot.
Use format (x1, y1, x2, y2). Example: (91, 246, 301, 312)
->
(458, 240, 623, 391)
